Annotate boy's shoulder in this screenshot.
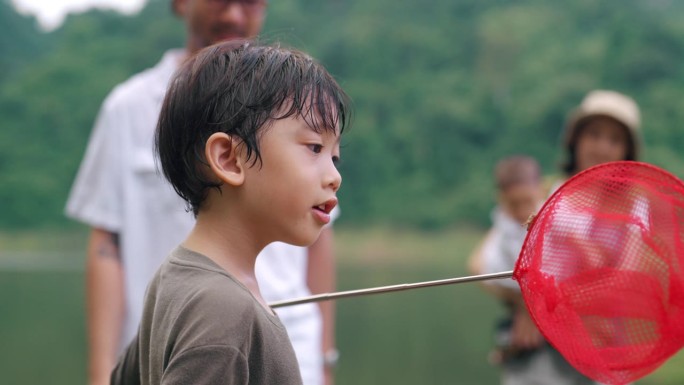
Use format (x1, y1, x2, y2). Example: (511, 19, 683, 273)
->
(160, 248, 277, 330)
(164, 247, 258, 309)
(143, 249, 272, 353)
(134, 249, 302, 385)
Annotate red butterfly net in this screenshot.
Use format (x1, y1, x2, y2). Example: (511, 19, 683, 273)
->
(514, 161, 684, 384)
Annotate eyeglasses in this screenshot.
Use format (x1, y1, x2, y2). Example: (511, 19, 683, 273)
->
(208, 0, 267, 11)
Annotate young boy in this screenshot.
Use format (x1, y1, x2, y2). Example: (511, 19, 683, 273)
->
(478, 156, 544, 367)
(477, 156, 596, 384)
(481, 155, 543, 286)
(111, 40, 351, 384)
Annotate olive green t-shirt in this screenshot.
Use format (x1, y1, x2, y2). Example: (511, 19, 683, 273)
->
(111, 246, 302, 385)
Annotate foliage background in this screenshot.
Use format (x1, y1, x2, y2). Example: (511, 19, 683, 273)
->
(3, 0, 684, 384)
(5, 0, 684, 230)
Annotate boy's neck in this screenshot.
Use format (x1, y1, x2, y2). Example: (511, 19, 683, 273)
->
(182, 214, 272, 311)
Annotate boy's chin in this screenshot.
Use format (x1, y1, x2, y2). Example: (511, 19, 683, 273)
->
(280, 228, 324, 248)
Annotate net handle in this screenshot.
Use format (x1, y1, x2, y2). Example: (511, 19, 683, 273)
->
(269, 270, 514, 308)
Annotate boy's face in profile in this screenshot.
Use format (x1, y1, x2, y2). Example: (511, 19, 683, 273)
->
(240, 112, 341, 247)
(499, 183, 542, 225)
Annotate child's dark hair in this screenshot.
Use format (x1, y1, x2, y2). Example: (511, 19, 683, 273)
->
(155, 40, 352, 215)
(495, 155, 541, 191)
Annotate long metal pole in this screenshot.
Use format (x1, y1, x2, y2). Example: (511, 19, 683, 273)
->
(269, 270, 514, 308)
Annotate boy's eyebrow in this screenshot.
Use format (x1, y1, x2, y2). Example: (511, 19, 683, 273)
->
(322, 127, 342, 145)
(302, 121, 341, 141)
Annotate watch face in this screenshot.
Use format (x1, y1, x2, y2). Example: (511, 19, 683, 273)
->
(324, 349, 339, 368)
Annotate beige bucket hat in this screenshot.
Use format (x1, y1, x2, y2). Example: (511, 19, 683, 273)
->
(564, 90, 641, 156)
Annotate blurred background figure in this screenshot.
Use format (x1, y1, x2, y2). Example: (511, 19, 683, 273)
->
(470, 155, 555, 384)
(466, 156, 542, 278)
(64, 1, 338, 384)
(468, 89, 642, 385)
(557, 89, 641, 186)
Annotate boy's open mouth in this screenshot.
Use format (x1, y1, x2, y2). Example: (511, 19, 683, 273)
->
(313, 199, 337, 214)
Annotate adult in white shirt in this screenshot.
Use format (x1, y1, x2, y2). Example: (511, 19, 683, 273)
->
(65, 2, 337, 385)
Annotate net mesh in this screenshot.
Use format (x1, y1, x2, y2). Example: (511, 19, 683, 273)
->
(513, 161, 684, 385)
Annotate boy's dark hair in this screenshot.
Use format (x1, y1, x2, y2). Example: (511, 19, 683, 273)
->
(155, 40, 351, 215)
(495, 155, 541, 191)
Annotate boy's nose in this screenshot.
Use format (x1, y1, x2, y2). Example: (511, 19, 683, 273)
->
(325, 164, 342, 193)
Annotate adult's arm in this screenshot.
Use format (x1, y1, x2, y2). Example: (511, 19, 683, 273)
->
(306, 227, 337, 385)
(509, 294, 544, 351)
(87, 227, 126, 385)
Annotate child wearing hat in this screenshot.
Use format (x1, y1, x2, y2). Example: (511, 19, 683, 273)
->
(560, 89, 641, 181)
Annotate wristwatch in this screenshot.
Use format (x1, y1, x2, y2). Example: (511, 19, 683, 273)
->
(323, 349, 340, 369)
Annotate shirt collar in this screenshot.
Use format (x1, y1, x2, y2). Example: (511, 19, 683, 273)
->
(151, 49, 187, 101)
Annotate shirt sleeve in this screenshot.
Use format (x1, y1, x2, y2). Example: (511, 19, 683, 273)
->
(111, 334, 141, 385)
(161, 345, 249, 385)
(481, 230, 504, 275)
(64, 98, 123, 231)
(481, 229, 520, 290)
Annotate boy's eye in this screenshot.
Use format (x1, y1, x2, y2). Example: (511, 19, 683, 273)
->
(332, 155, 340, 165)
(308, 144, 323, 154)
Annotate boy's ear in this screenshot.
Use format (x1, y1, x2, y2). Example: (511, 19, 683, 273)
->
(205, 133, 245, 187)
